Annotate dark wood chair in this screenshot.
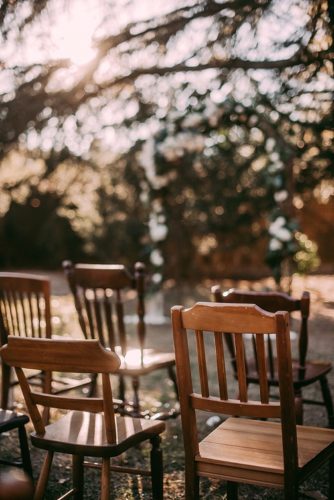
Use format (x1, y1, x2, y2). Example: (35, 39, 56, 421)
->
(212, 286, 334, 427)
(63, 260, 178, 417)
(0, 468, 34, 500)
(0, 337, 165, 500)
(0, 409, 33, 478)
(0, 273, 92, 414)
(171, 301, 334, 499)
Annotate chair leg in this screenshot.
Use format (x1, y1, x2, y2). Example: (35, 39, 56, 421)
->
(185, 463, 199, 500)
(167, 366, 179, 400)
(18, 423, 33, 479)
(226, 481, 238, 500)
(294, 390, 303, 425)
(1, 362, 11, 409)
(34, 451, 54, 500)
(88, 373, 98, 397)
(118, 374, 126, 402)
(150, 436, 163, 500)
(72, 455, 84, 500)
(42, 370, 52, 425)
(131, 376, 141, 416)
(320, 377, 334, 428)
(284, 480, 298, 499)
(100, 457, 110, 500)
(329, 456, 334, 500)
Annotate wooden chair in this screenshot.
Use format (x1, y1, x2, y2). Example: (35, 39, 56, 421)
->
(0, 273, 93, 413)
(0, 409, 33, 478)
(63, 260, 178, 417)
(212, 286, 334, 427)
(0, 468, 34, 500)
(171, 302, 334, 499)
(0, 337, 165, 500)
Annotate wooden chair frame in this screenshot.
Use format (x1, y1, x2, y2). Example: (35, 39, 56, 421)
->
(1, 337, 165, 500)
(0, 273, 92, 414)
(63, 260, 178, 418)
(0, 409, 33, 478)
(171, 302, 334, 499)
(212, 286, 334, 427)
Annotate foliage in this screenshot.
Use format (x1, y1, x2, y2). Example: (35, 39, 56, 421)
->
(294, 231, 320, 274)
(0, 0, 333, 278)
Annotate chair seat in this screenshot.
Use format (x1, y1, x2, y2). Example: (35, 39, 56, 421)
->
(115, 347, 175, 376)
(246, 359, 332, 387)
(196, 417, 334, 488)
(31, 411, 165, 457)
(0, 409, 29, 432)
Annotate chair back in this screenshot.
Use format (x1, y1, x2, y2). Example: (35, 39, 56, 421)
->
(63, 261, 146, 357)
(171, 302, 298, 480)
(212, 286, 310, 375)
(0, 337, 120, 442)
(0, 273, 52, 345)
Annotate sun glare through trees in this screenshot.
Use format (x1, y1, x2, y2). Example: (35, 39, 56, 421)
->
(0, 0, 333, 284)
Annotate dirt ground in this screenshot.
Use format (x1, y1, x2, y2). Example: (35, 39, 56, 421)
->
(1, 273, 334, 499)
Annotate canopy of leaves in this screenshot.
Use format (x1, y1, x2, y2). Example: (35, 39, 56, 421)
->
(0, 0, 333, 277)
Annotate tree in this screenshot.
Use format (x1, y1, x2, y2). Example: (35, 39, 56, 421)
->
(0, 0, 333, 279)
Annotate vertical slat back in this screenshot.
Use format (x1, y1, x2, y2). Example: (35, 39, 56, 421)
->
(104, 290, 116, 349)
(20, 292, 29, 336)
(214, 332, 228, 399)
(173, 302, 290, 415)
(234, 334, 248, 402)
(195, 330, 209, 397)
(251, 334, 258, 372)
(93, 289, 105, 345)
(134, 262, 146, 362)
(27, 292, 35, 337)
(172, 302, 298, 481)
(83, 289, 96, 340)
(214, 331, 228, 400)
(299, 291, 310, 370)
(116, 290, 127, 355)
(267, 333, 275, 379)
(12, 290, 21, 335)
(212, 285, 310, 382)
(35, 292, 42, 338)
(63, 261, 147, 356)
(3, 290, 15, 336)
(255, 335, 269, 403)
(0, 290, 9, 341)
(0, 274, 51, 342)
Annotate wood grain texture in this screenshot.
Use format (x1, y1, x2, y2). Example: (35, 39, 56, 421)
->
(172, 301, 334, 499)
(182, 302, 277, 333)
(0, 272, 93, 412)
(197, 417, 334, 473)
(1, 337, 120, 373)
(63, 260, 177, 415)
(1, 332, 166, 498)
(31, 411, 165, 457)
(212, 286, 333, 428)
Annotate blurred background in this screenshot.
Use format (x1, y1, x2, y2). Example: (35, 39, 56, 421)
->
(0, 0, 333, 286)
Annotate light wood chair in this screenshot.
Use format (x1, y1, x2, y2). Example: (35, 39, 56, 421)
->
(0, 336, 165, 500)
(212, 286, 334, 427)
(63, 260, 178, 418)
(171, 301, 334, 499)
(0, 273, 92, 413)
